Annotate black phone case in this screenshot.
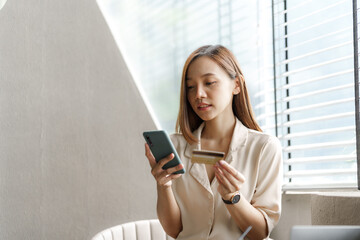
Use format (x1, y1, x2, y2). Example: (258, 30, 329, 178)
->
(143, 130, 185, 174)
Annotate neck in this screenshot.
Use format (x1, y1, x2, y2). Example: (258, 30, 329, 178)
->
(202, 114, 236, 140)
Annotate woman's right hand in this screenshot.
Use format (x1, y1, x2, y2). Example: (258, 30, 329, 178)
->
(145, 143, 184, 188)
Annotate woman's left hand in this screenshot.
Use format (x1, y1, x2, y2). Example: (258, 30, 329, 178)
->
(214, 160, 245, 200)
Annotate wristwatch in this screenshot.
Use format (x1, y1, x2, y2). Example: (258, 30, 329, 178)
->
(222, 191, 241, 204)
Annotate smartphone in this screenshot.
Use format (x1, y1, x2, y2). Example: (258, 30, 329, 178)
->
(143, 130, 185, 174)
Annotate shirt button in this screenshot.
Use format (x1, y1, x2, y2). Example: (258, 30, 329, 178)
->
(208, 194, 212, 199)
(208, 219, 212, 224)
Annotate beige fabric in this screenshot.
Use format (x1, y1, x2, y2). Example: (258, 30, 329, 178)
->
(170, 118, 283, 240)
(91, 219, 174, 240)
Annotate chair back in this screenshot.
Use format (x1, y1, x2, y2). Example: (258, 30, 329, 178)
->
(91, 219, 174, 240)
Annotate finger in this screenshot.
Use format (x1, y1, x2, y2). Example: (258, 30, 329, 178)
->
(165, 163, 184, 175)
(145, 143, 156, 167)
(215, 171, 230, 197)
(157, 172, 182, 186)
(214, 165, 233, 192)
(157, 163, 184, 180)
(218, 160, 245, 182)
(151, 153, 175, 177)
(215, 170, 225, 185)
(157, 153, 175, 169)
(220, 166, 240, 190)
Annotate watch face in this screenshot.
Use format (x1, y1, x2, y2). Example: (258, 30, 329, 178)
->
(232, 194, 241, 203)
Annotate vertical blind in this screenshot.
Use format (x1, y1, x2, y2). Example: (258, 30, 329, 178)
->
(272, 0, 357, 189)
(97, 0, 359, 190)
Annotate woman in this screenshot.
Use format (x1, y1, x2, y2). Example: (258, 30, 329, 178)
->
(145, 45, 282, 240)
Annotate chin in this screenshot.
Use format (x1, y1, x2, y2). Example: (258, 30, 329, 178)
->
(197, 113, 216, 122)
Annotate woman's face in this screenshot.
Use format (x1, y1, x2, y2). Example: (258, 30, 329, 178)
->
(186, 56, 239, 122)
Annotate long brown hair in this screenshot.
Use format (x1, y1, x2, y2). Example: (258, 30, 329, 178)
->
(175, 45, 262, 144)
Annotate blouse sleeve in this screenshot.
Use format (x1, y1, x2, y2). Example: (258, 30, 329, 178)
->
(251, 136, 283, 237)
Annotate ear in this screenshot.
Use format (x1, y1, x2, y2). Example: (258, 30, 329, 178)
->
(233, 77, 241, 95)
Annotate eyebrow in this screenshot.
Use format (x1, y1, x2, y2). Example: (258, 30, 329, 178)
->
(186, 73, 216, 81)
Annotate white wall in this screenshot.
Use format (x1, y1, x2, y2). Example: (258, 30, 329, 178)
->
(0, 0, 157, 239)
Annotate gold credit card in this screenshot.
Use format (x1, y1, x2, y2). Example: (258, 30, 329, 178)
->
(191, 150, 225, 165)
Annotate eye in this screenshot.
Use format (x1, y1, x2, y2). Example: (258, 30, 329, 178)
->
(206, 81, 217, 86)
(186, 85, 194, 90)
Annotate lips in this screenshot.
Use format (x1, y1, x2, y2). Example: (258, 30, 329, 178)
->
(197, 103, 212, 110)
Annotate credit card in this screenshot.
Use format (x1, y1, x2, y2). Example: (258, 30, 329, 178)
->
(191, 150, 225, 165)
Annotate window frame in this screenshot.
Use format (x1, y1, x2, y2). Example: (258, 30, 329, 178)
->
(352, 0, 360, 190)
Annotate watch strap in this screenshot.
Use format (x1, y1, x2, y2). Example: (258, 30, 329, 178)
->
(222, 198, 233, 204)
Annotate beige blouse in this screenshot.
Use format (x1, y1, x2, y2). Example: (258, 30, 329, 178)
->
(170, 118, 282, 240)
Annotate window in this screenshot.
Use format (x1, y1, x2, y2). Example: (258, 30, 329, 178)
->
(97, 0, 359, 190)
(272, 0, 357, 189)
(97, 0, 273, 131)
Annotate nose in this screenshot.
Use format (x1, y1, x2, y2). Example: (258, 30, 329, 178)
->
(195, 85, 206, 99)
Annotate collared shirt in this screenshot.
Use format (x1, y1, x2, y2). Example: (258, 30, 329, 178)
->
(170, 118, 283, 240)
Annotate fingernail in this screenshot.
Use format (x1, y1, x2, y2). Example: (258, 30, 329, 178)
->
(219, 160, 226, 165)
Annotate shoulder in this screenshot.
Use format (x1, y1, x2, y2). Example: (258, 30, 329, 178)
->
(247, 129, 282, 153)
(170, 132, 187, 148)
(244, 130, 283, 174)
